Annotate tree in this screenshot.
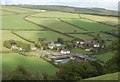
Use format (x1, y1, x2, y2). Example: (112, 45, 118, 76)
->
(56, 60, 99, 80)
(57, 37, 64, 44)
(105, 39, 120, 73)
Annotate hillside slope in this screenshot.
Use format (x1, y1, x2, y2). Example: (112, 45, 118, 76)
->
(85, 72, 119, 80)
(14, 5, 118, 16)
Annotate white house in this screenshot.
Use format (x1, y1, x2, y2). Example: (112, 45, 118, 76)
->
(40, 10, 46, 12)
(85, 48, 91, 52)
(11, 45, 18, 50)
(60, 50, 71, 54)
(55, 43, 62, 47)
(19, 48, 23, 51)
(31, 46, 37, 51)
(11, 45, 23, 51)
(48, 45, 54, 49)
(93, 44, 100, 48)
(80, 41, 85, 45)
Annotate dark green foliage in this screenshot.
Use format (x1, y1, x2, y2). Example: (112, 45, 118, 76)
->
(56, 60, 101, 80)
(3, 40, 16, 49)
(105, 39, 120, 73)
(16, 41, 30, 51)
(89, 61, 104, 75)
(57, 37, 64, 44)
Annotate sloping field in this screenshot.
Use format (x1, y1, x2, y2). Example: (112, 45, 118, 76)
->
(61, 19, 115, 32)
(86, 72, 118, 80)
(2, 53, 59, 75)
(1, 6, 32, 13)
(14, 30, 72, 42)
(25, 17, 85, 33)
(80, 14, 118, 26)
(92, 52, 115, 62)
(0, 10, 16, 15)
(31, 11, 79, 18)
(69, 34, 93, 41)
(2, 14, 43, 29)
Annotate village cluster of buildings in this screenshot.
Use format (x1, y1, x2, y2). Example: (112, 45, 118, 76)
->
(36, 53, 96, 65)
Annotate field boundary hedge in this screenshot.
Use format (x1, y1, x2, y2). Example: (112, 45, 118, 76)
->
(11, 31, 34, 43)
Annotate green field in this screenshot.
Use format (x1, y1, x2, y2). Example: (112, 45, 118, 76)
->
(0, 10, 16, 15)
(2, 14, 43, 29)
(81, 14, 118, 26)
(69, 34, 94, 41)
(92, 52, 115, 62)
(61, 19, 116, 32)
(1, 6, 32, 13)
(26, 17, 85, 33)
(86, 72, 118, 80)
(71, 48, 93, 54)
(31, 11, 79, 18)
(2, 53, 59, 75)
(14, 30, 72, 42)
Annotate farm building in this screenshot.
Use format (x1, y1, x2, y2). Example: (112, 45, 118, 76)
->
(40, 10, 46, 12)
(31, 45, 37, 51)
(60, 50, 71, 54)
(48, 42, 62, 49)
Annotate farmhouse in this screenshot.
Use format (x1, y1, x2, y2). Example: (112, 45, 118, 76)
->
(93, 44, 100, 48)
(48, 42, 62, 49)
(60, 50, 71, 54)
(11, 45, 23, 51)
(40, 10, 46, 12)
(31, 45, 37, 51)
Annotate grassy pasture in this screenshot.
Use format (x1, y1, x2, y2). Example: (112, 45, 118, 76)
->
(2, 14, 43, 29)
(26, 17, 85, 33)
(85, 72, 118, 80)
(14, 30, 72, 42)
(1, 6, 32, 13)
(61, 19, 115, 32)
(2, 53, 59, 75)
(31, 11, 79, 18)
(0, 10, 16, 15)
(81, 14, 118, 26)
(92, 52, 115, 62)
(71, 48, 93, 54)
(69, 34, 94, 40)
